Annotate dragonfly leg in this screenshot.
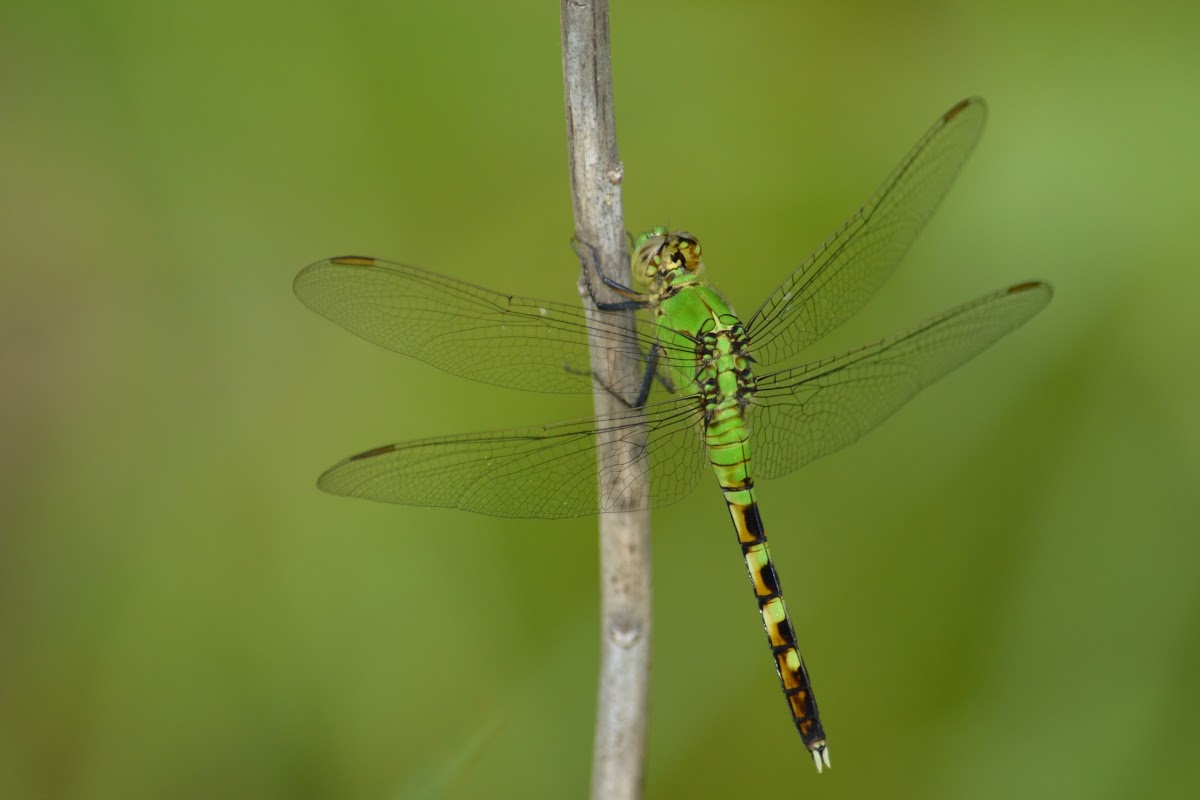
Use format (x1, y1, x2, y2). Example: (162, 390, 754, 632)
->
(561, 364, 640, 407)
(642, 343, 682, 397)
(562, 343, 661, 409)
(629, 340, 693, 404)
(572, 236, 652, 310)
(630, 342, 662, 407)
(653, 363, 678, 395)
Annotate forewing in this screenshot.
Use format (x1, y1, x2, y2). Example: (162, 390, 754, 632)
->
(315, 397, 708, 519)
(294, 256, 664, 394)
(751, 281, 1051, 480)
(747, 98, 988, 366)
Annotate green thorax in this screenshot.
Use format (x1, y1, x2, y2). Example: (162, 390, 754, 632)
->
(632, 228, 755, 402)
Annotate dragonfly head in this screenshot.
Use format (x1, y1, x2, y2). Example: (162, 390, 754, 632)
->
(631, 228, 703, 291)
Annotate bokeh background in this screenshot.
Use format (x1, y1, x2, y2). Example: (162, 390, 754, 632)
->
(2, 1, 1197, 798)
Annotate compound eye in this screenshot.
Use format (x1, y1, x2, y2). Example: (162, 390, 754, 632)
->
(677, 238, 701, 271)
(631, 237, 667, 289)
(681, 244, 700, 272)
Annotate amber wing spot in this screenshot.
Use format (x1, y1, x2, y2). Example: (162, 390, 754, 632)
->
(349, 444, 398, 461)
(943, 97, 971, 122)
(1007, 280, 1046, 295)
(330, 256, 377, 267)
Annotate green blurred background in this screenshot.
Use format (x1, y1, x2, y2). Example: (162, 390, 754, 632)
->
(2, 0, 1197, 798)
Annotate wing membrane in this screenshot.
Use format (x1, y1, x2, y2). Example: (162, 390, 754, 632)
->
(750, 281, 1052, 479)
(747, 97, 988, 366)
(294, 256, 682, 395)
(316, 397, 708, 519)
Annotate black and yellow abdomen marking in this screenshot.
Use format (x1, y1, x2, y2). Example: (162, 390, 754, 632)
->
(724, 495, 829, 769)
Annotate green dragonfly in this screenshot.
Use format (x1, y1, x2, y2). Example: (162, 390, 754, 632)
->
(294, 97, 1051, 772)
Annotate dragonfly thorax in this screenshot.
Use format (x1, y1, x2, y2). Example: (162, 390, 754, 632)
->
(696, 319, 757, 422)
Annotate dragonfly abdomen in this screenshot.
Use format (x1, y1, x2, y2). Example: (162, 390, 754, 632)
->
(707, 409, 830, 771)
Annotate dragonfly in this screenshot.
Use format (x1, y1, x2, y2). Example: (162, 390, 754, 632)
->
(294, 97, 1051, 772)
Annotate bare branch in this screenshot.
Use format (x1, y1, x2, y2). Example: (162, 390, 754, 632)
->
(560, 3, 651, 799)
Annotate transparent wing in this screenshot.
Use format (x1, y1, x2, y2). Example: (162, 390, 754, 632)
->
(750, 281, 1051, 480)
(294, 256, 684, 395)
(316, 396, 708, 519)
(746, 97, 989, 366)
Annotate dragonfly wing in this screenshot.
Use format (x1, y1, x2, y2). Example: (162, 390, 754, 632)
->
(294, 256, 665, 395)
(315, 397, 707, 519)
(746, 98, 988, 366)
(750, 281, 1051, 480)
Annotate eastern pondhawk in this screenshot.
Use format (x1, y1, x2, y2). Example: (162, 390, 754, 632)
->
(294, 97, 1051, 772)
